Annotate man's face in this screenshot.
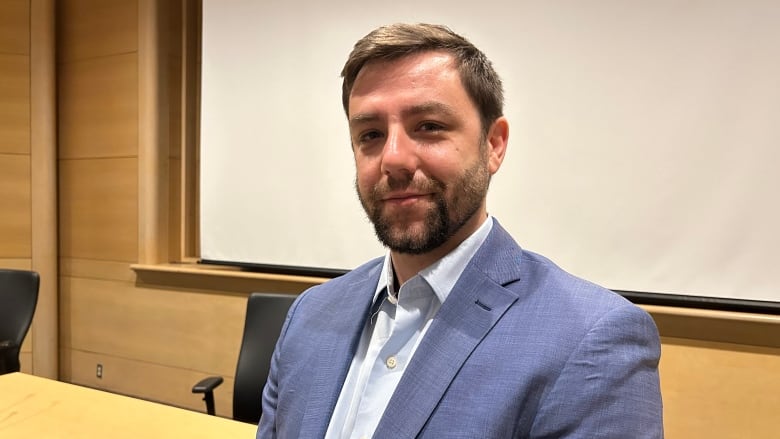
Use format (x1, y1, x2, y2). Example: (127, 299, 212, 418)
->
(348, 51, 502, 254)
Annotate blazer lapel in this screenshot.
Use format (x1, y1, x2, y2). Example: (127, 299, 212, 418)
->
(373, 221, 524, 437)
(297, 270, 380, 438)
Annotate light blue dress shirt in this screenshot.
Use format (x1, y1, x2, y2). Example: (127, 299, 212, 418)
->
(324, 217, 494, 439)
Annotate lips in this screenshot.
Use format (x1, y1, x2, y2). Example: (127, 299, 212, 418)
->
(382, 191, 433, 205)
(384, 192, 427, 200)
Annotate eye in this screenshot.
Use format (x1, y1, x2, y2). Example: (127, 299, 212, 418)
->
(418, 121, 445, 133)
(356, 130, 384, 146)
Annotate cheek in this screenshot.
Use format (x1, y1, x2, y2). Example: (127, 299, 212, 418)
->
(355, 176, 371, 196)
(355, 153, 381, 178)
(354, 165, 378, 196)
(421, 153, 463, 184)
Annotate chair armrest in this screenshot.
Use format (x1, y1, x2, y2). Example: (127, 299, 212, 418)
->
(192, 376, 224, 416)
(192, 376, 224, 394)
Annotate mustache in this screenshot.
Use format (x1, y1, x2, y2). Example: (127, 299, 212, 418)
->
(372, 174, 445, 196)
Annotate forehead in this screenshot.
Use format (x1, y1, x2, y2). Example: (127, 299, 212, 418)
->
(348, 51, 472, 116)
(355, 50, 457, 84)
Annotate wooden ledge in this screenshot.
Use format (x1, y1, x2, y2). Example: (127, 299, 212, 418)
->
(131, 263, 328, 294)
(642, 304, 780, 325)
(642, 305, 780, 348)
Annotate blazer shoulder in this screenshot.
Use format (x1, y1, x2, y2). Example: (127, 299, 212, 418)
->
(310, 256, 383, 290)
(292, 256, 384, 310)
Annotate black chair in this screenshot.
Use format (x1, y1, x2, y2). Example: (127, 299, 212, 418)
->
(192, 292, 296, 424)
(0, 269, 40, 375)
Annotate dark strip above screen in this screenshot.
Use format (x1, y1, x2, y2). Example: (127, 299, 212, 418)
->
(616, 290, 780, 315)
(200, 259, 349, 279)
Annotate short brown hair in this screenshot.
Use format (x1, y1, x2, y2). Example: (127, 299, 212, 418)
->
(341, 23, 504, 137)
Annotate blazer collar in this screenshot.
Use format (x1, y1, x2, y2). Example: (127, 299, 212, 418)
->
(468, 218, 526, 287)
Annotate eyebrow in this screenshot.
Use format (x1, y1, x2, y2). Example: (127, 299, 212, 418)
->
(349, 101, 458, 128)
(348, 113, 380, 127)
(402, 101, 458, 119)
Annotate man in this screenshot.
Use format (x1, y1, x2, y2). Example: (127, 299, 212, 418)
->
(258, 23, 663, 438)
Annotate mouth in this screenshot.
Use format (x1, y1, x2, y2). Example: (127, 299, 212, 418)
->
(382, 192, 433, 207)
(381, 193, 433, 210)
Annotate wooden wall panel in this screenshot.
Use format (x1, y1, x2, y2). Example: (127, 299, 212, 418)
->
(166, 6, 183, 259)
(0, 4, 35, 368)
(0, 258, 32, 270)
(58, 54, 138, 159)
(30, 0, 60, 377)
(0, 154, 31, 257)
(58, 273, 253, 417)
(168, 56, 182, 161)
(21, 329, 32, 352)
(169, 156, 182, 257)
(660, 337, 780, 438)
(61, 276, 245, 375)
(57, 0, 137, 62)
(0, 0, 29, 55)
(59, 158, 138, 261)
(167, 0, 182, 161)
(64, 350, 235, 416)
(19, 352, 33, 374)
(20, 325, 33, 374)
(0, 54, 30, 154)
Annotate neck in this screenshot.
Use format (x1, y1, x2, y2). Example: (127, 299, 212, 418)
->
(391, 211, 488, 285)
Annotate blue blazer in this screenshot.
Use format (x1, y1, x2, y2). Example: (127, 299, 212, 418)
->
(258, 221, 663, 438)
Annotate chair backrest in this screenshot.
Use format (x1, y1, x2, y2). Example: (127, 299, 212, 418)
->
(233, 292, 297, 424)
(0, 269, 40, 374)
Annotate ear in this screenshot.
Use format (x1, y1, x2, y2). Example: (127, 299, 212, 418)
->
(485, 116, 509, 174)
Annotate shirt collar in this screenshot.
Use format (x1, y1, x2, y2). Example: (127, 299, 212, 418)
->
(374, 216, 494, 305)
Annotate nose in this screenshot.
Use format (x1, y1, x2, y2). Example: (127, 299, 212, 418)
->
(380, 125, 417, 177)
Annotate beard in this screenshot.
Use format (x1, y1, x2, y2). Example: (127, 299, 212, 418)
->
(356, 152, 490, 254)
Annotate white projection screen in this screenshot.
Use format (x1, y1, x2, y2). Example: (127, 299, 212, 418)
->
(200, 0, 780, 309)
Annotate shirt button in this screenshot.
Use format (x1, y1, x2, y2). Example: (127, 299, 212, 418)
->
(386, 355, 397, 369)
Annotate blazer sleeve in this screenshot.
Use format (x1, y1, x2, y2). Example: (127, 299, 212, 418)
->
(256, 298, 297, 439)
(529, 303, 664, 438)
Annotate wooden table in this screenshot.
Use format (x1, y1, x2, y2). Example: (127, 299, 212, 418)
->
(0, 372, 257, 438)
